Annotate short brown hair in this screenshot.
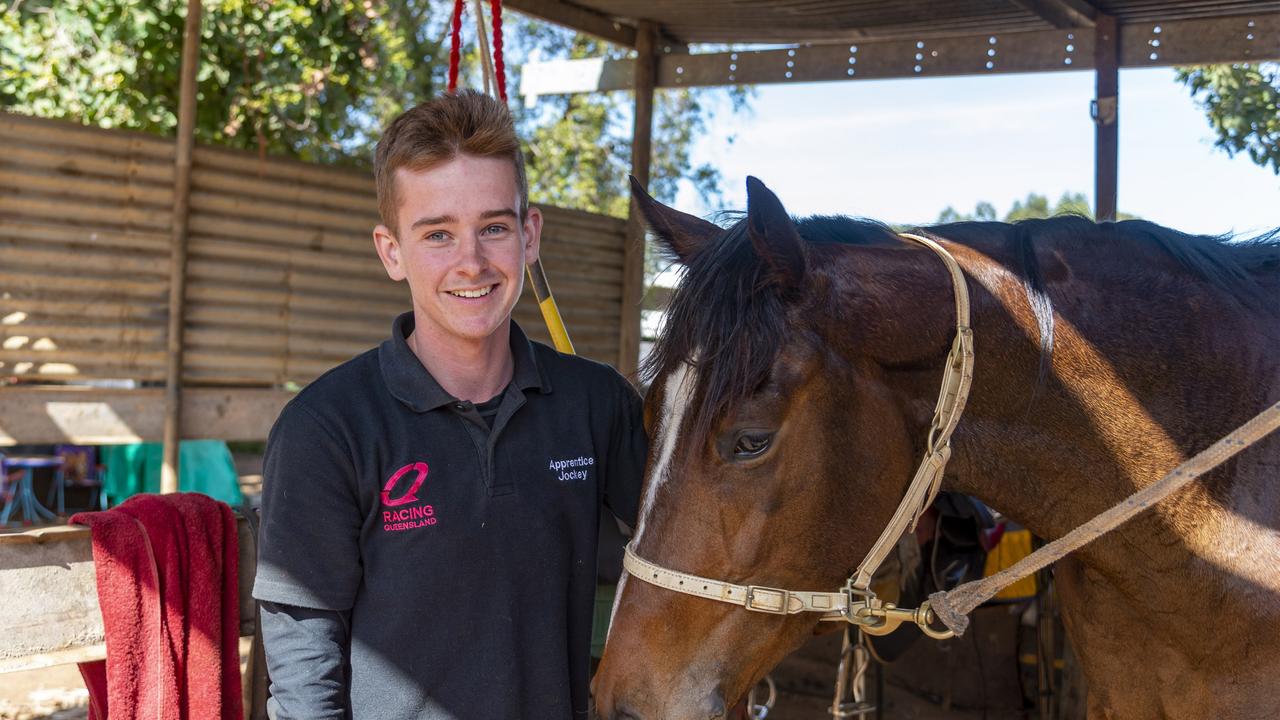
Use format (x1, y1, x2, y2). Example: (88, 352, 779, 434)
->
(374, 90, 528, 233)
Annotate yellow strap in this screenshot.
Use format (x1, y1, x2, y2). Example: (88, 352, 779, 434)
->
(525, 262, 575, 355)
(538, 295, 575, 354)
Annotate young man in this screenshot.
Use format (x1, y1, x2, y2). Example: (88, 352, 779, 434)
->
(253, 90, 647, 719)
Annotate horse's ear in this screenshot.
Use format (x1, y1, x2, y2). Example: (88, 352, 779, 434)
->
(745, 176, 807, 289)
(629, 175, 721, 264)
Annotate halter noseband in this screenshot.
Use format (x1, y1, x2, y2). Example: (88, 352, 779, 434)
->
(622, 232, 974, 639)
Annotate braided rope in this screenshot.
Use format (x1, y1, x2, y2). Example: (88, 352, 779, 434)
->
(447, 0, 464, 92)
(489, 0, 506, 100)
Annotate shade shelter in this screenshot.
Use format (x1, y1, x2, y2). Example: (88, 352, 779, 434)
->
(508, 0, 1280, 377)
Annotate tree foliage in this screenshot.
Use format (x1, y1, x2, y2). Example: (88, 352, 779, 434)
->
(937, 191, 1134, 223)
(1, 0, 749, 210)
(1177, 63, 1280, 175)
(509, 22, 750, 217)
(1, 0, 431, 166)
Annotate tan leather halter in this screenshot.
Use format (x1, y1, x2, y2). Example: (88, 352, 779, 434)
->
(623, 232, 974, 639)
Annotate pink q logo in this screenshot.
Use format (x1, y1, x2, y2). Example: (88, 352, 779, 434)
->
(381, 462, 429, 507)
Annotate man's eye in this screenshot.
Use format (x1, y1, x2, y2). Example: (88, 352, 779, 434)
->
(425, 231, 448, 242)
(482, 224, 508, 236)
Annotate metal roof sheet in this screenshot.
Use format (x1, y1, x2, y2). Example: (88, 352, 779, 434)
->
(508, 0, 1280, 44)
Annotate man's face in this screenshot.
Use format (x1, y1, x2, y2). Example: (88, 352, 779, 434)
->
(373, 154, 541, 347)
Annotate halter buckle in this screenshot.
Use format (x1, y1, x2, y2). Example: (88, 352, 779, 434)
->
(744, 585, 792, 614)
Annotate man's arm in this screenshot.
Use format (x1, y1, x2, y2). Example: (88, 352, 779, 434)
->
(260, 602, 351, 720)
(254, 400, 364, 716)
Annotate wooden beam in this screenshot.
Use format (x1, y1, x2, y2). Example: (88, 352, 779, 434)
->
(505, 0, 636, 48)
(1094, 12, 1119, 222)
(161, 0, 203, 494)
(618, 22, 656, 380)
(0, 387, 292, 446)
(518, 12, 1280, 96)
(1008, 0, 1096, 29)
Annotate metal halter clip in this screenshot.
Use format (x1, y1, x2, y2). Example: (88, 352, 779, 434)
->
(842, 592, 956, 640)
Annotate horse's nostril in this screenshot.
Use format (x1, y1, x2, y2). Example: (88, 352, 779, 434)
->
(704, 689, 728, 719)
(614, 708, 641, 720)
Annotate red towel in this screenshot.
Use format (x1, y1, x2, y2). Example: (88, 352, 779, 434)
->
(72, 493, 243, 720)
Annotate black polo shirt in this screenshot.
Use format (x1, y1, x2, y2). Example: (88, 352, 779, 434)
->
(253, 313, 645, 719)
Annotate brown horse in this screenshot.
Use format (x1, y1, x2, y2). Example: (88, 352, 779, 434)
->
(592, 177, 1280, 719)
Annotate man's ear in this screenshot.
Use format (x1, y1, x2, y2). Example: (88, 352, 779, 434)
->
(373, 224, 406, 282)
(522, 206, 543, 266)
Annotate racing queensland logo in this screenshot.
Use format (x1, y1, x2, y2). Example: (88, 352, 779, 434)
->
(380, 461, 437, 532)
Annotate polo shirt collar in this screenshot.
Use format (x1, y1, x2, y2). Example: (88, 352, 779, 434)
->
(379, 312, 551, 412)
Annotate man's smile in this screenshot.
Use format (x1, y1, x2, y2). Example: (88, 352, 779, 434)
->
(447, 283, 498, 299)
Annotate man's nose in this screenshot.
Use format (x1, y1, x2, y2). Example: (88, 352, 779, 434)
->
(455, 233, 489, 273)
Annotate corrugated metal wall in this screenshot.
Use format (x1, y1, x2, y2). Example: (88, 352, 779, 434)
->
(0, 112, 626, 386)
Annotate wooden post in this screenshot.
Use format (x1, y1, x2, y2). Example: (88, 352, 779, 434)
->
(618, 21, 657, 379)
(161, 0, 203, 494)
(1093, 12, 1119, 222)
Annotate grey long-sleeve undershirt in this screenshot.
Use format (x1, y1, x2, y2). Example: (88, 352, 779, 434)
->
(260, 601, 352, 720)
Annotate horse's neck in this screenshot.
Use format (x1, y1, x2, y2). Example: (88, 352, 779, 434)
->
(841, 230, 1280, 699)
(932, 239, 1280, 606)
(829, 234, 1279, 541)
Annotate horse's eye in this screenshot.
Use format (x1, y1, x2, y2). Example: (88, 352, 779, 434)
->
(733, 432, 773, 459)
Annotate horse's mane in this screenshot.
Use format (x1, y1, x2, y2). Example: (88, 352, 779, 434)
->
(644, 213, 1280, 441)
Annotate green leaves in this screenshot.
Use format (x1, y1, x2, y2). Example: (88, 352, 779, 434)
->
(1177, 63, 1280, 175)
(4, 0, 442, 167)
(937, 192, 1132, 223)
(5, 0, 749, 235)
(510, 20, 749, 220)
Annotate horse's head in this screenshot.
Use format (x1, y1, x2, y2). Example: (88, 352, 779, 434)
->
(594, 178, 952, 719)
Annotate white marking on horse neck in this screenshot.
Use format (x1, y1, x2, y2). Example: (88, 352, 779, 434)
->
(608, 359, 698, 636)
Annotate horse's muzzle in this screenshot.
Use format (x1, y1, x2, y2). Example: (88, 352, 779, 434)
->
(592, 687, 728, 720)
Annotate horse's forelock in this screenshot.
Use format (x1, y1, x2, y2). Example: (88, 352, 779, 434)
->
(644, 215, 904, 445)
(643, 218, 797, 446)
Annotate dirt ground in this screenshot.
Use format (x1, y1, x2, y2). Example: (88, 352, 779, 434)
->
(0, 664, 88, 720)
(0, 637, 261, 720)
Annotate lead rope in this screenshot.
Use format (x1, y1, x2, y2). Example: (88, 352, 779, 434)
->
(930, 397, 1280, 634)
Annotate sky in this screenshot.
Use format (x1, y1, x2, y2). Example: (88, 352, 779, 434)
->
(676, 67, 1279, 237)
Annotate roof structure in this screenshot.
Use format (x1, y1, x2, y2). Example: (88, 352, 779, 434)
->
(505, 0, 1280, 376)
(508, 0, 1279, 46)
(511, 1, 1280, 93)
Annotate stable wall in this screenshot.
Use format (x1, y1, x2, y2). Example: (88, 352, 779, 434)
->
(0, 112, 628, 444)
